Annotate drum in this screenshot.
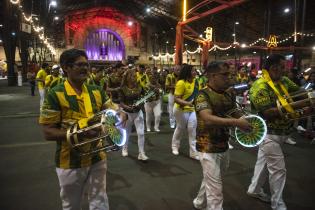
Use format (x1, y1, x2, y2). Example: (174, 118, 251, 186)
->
(66, 109, 126, 156)
(234, 115, 267, 147)
(277, 90, 315, 120)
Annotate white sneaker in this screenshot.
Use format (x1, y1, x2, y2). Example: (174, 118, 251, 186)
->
(122, 149, 128, 157)
(172, 148, 179, 155)
(146, 128, 151, 132)
(285, 138, 297, 145)
(170, 124, 175, 129)
(228, 142, 234, 149)
(154, 128, 160, 132)
(190, 154, 200, 160)
(247, 191, 271, 203)
(297, 125, 306, 133)
(193, 198, 205, 210)
(138, 153, 149, 161)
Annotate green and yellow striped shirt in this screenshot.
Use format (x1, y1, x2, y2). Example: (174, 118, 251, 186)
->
(39, 80, 109, 169)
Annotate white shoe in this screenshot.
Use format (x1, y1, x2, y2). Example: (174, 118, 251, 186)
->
(285, 138, 296, 145)
(247, 191, 271, 203)
(190, 153, 200, 160)
(154, 128, 160, 132)
(193, 198, 205, 210)
(172, 148, 179, 155)
(146, 128, 151, 132)
(228, 142, 234, 149)
(122, 149, 128, 157)
(297, 125, 306, 133)
(170, 124, 175, 129)
(138, 153, 149, 161)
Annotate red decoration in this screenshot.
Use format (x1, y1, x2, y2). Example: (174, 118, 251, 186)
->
(65, 7, 140, 48)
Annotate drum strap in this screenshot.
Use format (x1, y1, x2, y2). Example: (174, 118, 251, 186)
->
(262, 69, 299, 118)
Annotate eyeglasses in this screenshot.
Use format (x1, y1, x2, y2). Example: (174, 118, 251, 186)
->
(71, 62, 90, 69)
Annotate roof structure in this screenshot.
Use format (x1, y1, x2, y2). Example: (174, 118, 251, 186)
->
(1, 0, 315, 51)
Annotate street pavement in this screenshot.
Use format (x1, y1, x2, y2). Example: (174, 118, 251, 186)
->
(0, 79, 314, 210)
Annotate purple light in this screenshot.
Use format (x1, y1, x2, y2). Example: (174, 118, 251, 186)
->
(85, 29, 125, 61)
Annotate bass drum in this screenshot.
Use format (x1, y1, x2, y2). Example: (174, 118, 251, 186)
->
(234, 115, 267, 147)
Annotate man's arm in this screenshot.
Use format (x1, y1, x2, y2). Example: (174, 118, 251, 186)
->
(199, 109, 251, 131)
(195, 91, 251, 131)
(102, 89, 128, 125)
(41, 124, 67, 141)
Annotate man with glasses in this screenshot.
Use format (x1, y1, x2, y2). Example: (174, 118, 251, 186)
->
(247, 54, 300, 210)
(39, 48, 127, 210)
(193, 61, 251, 210)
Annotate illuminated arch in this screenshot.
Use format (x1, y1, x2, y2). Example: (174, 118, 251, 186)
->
(85, 29, 125, 61)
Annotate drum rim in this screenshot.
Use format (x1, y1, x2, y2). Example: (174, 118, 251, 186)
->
(234, 114, 267, 148)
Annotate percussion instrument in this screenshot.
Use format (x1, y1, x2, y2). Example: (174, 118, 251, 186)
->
(277, 90, 315, 120)
(226, 108, 267, 148)
(234, 115, 267, 147)
(66, 109, 126, 156)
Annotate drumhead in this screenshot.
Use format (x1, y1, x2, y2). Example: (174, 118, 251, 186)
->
(234, 115, 267, 147)
(104, 109, 126, 147)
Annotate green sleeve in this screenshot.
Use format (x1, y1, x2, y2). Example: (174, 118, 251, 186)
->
(39, 90, 61, 124)
(282, 76, 300, 93)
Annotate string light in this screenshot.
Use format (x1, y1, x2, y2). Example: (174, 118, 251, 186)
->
(10, 0, 20, 4)
(9, 1, 56, 56)
(187, 46, 202, 54)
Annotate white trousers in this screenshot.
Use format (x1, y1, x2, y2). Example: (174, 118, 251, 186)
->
(56, 160, 109, 210)
(248, 134, 287, 210)
(194, 151, 230, 210)
(168, 93, 176, 128)
(39, 89, 45, 108)
(144, 99, 161, 130)
(171, 107, 197, 156)
(123, 110, 145, 154)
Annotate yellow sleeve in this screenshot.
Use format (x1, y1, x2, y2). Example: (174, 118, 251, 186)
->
(36, 70, 42, 79)
(174, 80, 185, 96)
(45, 75, 52, 86)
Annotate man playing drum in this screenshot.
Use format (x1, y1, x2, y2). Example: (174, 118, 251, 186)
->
(39, 48, 127, 210)
(247, 54, 300, 210)
(193, 61, 251, 210)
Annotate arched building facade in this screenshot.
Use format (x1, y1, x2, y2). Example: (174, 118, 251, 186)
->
(64, 7, 143, 62)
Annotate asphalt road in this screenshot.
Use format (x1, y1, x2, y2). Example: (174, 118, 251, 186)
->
(0, 80, 314, 210)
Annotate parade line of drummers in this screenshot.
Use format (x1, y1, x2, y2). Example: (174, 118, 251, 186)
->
(34, 48, 314, 210)
(34, 55, 216, 160)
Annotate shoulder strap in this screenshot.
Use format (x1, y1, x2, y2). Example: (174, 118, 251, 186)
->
(185, 79, 199, 102)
